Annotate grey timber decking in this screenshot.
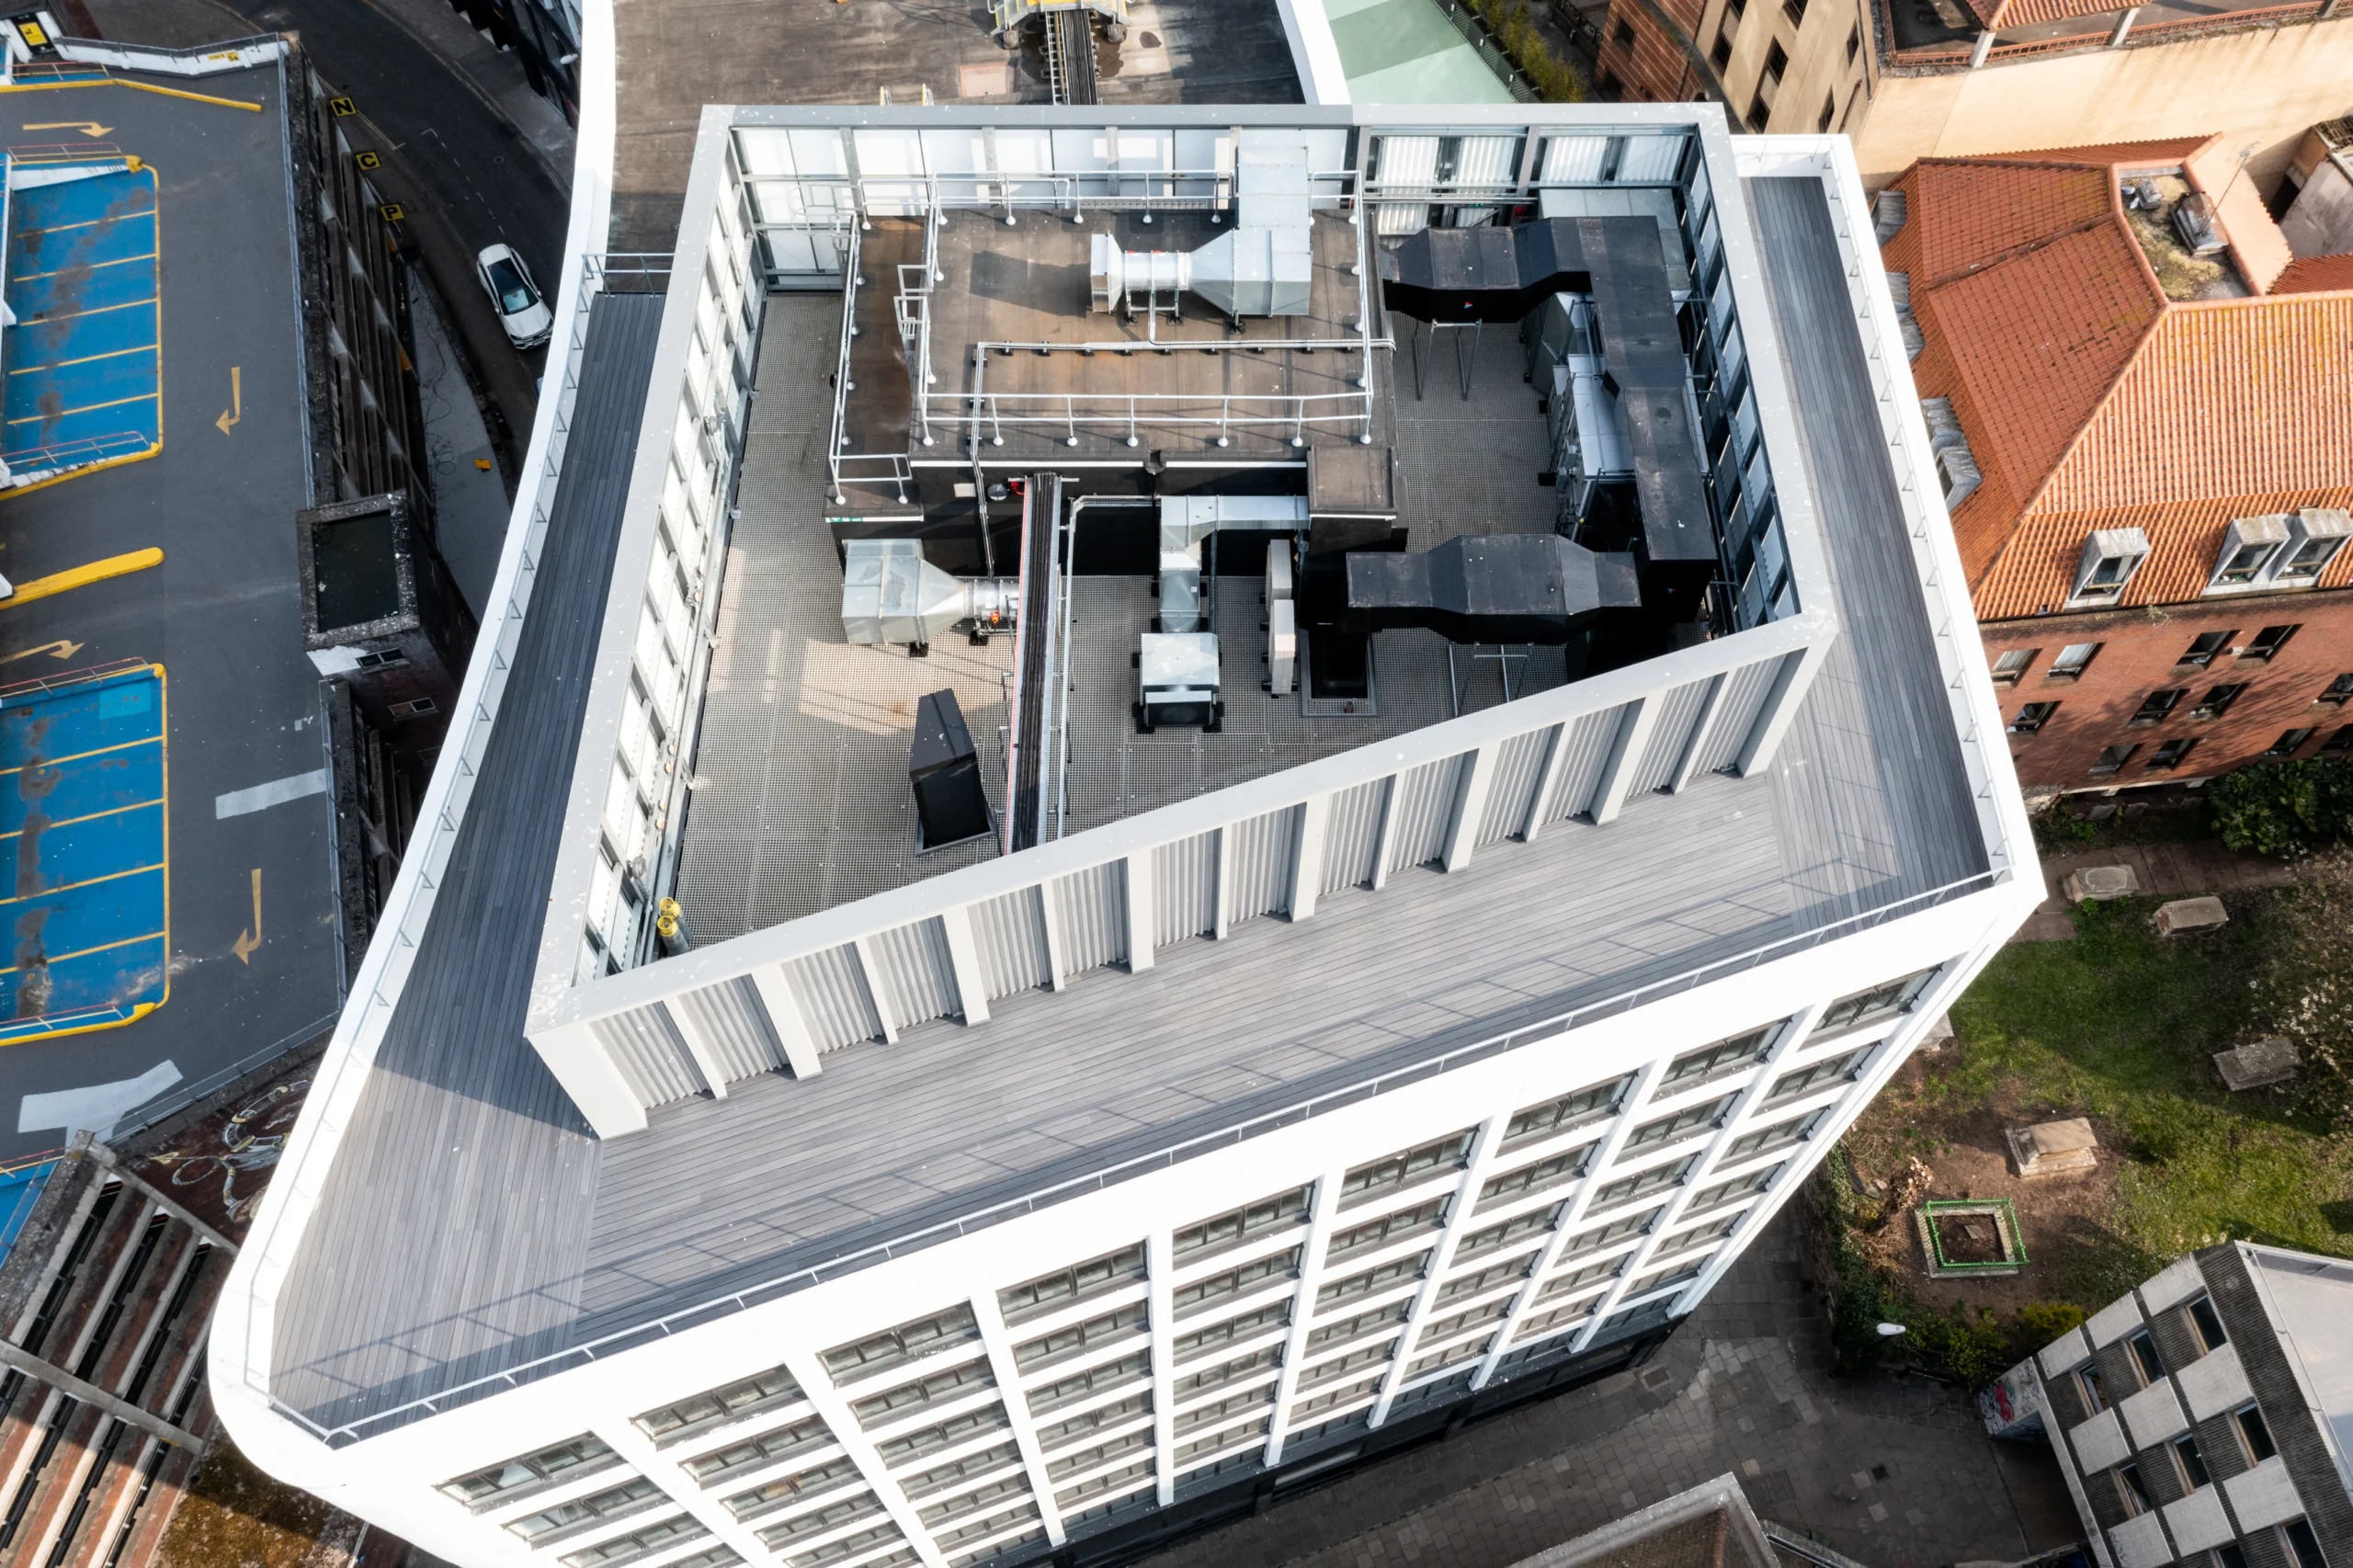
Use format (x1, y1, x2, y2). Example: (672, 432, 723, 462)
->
(271, 294, 665, 1432)
(268, 181, 1987, 1435)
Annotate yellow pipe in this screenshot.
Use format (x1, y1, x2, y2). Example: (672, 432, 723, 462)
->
(1, 547, 163, 607)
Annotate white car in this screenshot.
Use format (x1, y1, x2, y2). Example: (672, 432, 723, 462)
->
(475, 243, 551, 348)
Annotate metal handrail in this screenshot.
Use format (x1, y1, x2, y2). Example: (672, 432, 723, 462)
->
(258, 865, 1999, 1447)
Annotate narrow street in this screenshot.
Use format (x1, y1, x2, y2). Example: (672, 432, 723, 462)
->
(90, 0, 573, 480)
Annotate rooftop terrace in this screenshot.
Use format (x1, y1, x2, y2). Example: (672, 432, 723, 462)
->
(238, 109, 2019, 1442)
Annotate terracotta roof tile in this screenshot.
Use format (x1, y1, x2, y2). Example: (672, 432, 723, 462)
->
(2039, 295, 2353, 517)
(1899, 160, 2116, 284)
(1913, 222, 2162, 541)
(2274, 253, 2353, 294)
(1999, 137, 2215, 167)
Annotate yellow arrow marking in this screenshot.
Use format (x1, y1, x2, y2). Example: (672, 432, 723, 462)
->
(233, 869, 262, 964)
(214, 366, 240, 435)
(0, 639, 84, 665)
(0, 549, 162, 609)
(21, 119, 111, 136)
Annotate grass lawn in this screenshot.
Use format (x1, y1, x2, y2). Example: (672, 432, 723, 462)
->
(1846, 893, 2353, 1314)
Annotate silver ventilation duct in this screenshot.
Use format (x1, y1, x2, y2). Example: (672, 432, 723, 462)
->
(1088, 131, 1314, 322)
(842, 538, 1017, 648)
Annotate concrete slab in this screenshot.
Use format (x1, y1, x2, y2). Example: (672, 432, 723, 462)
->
(2155, 895, 2227, 935)
(2059, 864, 2138, 902)
(2006, 1118, 2098, 1179)
(2213, 1038, 2299, 1091)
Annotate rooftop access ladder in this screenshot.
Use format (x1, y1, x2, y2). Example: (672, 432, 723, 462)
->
(1041, 5, 1097, 105)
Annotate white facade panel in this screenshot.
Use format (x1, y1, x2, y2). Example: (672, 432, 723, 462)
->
(2222, 1455, 2304, 1532)
(2175, 1342, 2250, 1423)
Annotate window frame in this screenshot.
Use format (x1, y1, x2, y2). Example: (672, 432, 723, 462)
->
(2208, 515, 2290, 591)
(1990, 648, 2038, 685)
(2177, 630, 2235, 669)
(2147, 737, 2199, 772)
(2188, 684, 2246, 722)
(2242, 623, 2300, 662)
(2187, 1295, 2229, 1354)
(2264, 728, 2315, 759)
(2113, 1460, 2152, 1517)
(2008, 700, 2059, 735)
(2129, 688, 2187, 727)
(2072, 529, 2150, 605)
(2233, 1402, 2277, 1464)
(2274, 507, 2352, 585)
(2049, 642, 2101, 681)
(2088, 744, 2138, 778)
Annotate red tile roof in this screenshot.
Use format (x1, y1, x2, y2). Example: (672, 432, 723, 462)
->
(2274, 253, 2353, 293)
(1890, 141, 2353, 616)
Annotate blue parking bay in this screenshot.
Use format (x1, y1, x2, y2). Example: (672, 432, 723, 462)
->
(0, 664, 168, 1043)
(3, 164, 160, 469)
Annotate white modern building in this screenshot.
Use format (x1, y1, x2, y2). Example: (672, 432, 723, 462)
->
(209, 32, 2040, 1568)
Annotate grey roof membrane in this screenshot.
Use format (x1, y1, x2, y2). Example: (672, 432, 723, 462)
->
(269, 179, 1989, 1437)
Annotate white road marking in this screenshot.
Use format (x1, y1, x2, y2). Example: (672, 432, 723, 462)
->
(214, 768, 328, 820)
(18, 1060, 180, 1135)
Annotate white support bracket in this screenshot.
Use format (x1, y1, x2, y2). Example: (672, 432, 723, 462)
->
(1124, 852, 1155, 972)
(1440, 744, 1497, 873)
(849, 936, 899, 1043)
(748, 962, 824, 1077)
(1589, 697, 1658, 826)
(661, 995, 732, 1099)
(1289, 792, 1330, 921)
(938, 904, 992, 1025)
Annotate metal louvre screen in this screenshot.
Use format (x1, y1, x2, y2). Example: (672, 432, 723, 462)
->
(867, 919, 959, 1031)
(594, 1008, 707, 1108)
(1387, 754, 1469, 875)
(972, 887, 1052, 999)
(788, 944, 886, 1051)
(1543, 706, 1623, 824)
(1693, 656, 1780, 777)
(1321, 778, 1386, 894)
(1154, 832, 1218, 946)
(1222, 806, 1301, 926)
(1050, 862, 1126, 978)
(1477, 727, 1552, 846)
(1630, 678, 1715, 794)
(676, 978, 787, 1082)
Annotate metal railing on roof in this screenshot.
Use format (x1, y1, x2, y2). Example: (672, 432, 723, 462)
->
(256, 864, 2002, 1449)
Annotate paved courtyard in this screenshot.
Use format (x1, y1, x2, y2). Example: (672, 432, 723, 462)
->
(1142, 1203, 2081, 1568)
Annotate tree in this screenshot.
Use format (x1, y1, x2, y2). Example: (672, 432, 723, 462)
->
(2247, 849, 2353, 1128)
(2208, 757, 2353, 858)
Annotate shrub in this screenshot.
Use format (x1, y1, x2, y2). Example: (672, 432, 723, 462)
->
(2209, 757, 2353, 858)
(2016, 1301, 2086, 1347)
(1465, 0, 1589, 102)
(2248, 850, 2353, 1129)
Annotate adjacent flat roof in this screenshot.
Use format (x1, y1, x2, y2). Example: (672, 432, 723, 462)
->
(608, 0, 1302, 250)
(266, 165, 1994, 1437)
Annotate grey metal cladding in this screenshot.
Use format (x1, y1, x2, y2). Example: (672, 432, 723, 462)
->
(1320, 778, 1385, 893)
(788, 944, 886, 1051)
(972, 888, 1052, 999)
(1049, 861, 1126, 977)
(677, 977, 788, 1081)
(1154, 832, 1217, 945)
(595, 1008, 708, 1108)
(2203, 1245, 2353, 1557)
(868, 919, 960, 1031)
(1387, 754, 1467, 874)
(1223, 805, 1301, 926)
(1631, 676, 1713, 794)
(1476, 727, 1550, 847)
(1693, 655, 1779, 776)
(1543, 707, 1621, 824)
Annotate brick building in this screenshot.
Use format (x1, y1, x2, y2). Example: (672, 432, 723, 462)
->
(1875, 137, 2353, 796)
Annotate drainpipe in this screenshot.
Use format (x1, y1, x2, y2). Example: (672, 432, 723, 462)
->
(1968, 28, 1995, 64)
(2108, 6, 2139, 42)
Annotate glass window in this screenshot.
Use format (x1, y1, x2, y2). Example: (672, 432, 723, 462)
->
(1819, 968, 1938, 1032)
(1340, 1132, 1472, 1208)
(1172, 1248, 1297, 1316)
(2325, 726, 2353, 756)
(2244, 623, 2301, 661)
(2188, 1296, 2228, 1353)
(2317, 673, 2353, 707)
(2115, 1461, 2151, 1516)
(1661, 1025, 1779, 1090)
(2265, 728, 2315, 758)
(1765, 1045, 1870, 1103)
(1012, 1303, 1146, 1369)
(2075, 534, 2147, 600)
(2235, 1403, 2277, 1462)
(2075, 1360, 2105, 1413)
(2130, 688, 2187, 725)
(2008, 701, 2059, 735)
(1503, 1074, 1634, 1149)
(1687, 1163, 1782, 1214)
(1588, 1155, 1697, 1212)
(507, 1477, 665, 1541)
(1722, 1109, 1824, 1164)
(2189, 684, 2246, 721)
(2282, 1520, 2329, 1568)
(2089, 744, 2138, 777)
(1990, 648, 2037, 684)
(847, 1358, 992, 1426)
(2051, 642, 2101, 679)
(441, 1436, 620, 1506)
(998, 1244, 1146, 1325)
(2173, 1434, 2211, 1490)
(1327, 1199, 1446, 1261)
(822, 1306, 978, 1381)
(2148, 737, 2198, 771)
(2219, 1546, 2250, 1568)
(1618, 1094, 1737, 1159)
(2127, 1329, 2164, 1384)
(1478, 1142, 1598, 1211)
(1174, 1187, 1311, 1259)
(2179, 631, 2236, 668)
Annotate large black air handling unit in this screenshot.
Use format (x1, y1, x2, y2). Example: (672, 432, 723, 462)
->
(910, 689, 994, 852)
(1336, 534, 1640, 644)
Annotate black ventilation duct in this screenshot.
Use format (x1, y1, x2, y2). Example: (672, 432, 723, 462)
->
(1379, 218, 1593, 324)
(1335, 534, 1640, 644)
